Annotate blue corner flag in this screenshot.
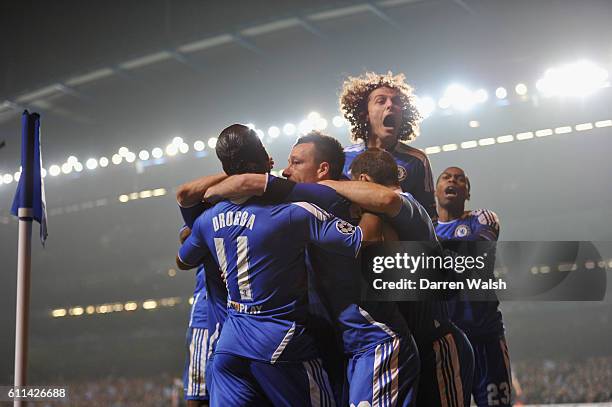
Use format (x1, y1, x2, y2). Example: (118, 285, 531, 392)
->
(11, 111, 48, 245)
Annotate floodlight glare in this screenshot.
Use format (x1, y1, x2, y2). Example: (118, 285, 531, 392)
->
(207, 137, 218, 149)
(268, 126, 280, 138)
(112, 154, 123, 165)
(255, 129, 265, 140)
(172, 136, 183, 145)
(99, 157, 109, 167)
(138, 150, 150, 161)
(86, 158, 98, 170)
(415, 96, 436, 119)
(298, 119, 313, 135)
(49, 165, 61, 176)
(444, 84, 476, 111)
(118, 147, 129, 156)
(474, 89, 488, 103)
(14, 172, 21, 181)
(74, 162, 83, 172)
(246, 123, 255, 130)
(61, 163, 72, 174)
(283, 123, 296, 136)
(307, 111, 320, 122)
(193, 140, 205, 151)
(515, 83, 528, 96)
(495, 87, 508, 99)
(179, 143, 189, 154)
(165, 144, 178, 156)
(3, 174, 14, 183)
(314, 118, 328, 130)
(67, 155, 78, 164)
(536, 60, 609, 97)
(152, 148, 163, 159)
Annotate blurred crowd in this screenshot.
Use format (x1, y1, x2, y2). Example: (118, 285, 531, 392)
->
(36, 356, 612, 406)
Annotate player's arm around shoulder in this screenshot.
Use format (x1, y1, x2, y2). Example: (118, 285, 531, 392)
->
(176, 172, 228, 207)
(318, 180, 402, 217)
(204, 173, 269, 203)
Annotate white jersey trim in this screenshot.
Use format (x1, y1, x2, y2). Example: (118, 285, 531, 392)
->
(270, 322, 296, 364)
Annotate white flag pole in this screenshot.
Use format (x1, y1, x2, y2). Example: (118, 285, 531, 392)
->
(14, 211, 33, 407)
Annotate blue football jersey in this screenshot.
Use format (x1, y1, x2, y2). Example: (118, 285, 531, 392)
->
(179, 198, 362, 363)
(344, 141, 437, 218)
(189, 266, 208, 329)
(435, 209, 504, 338)
(385, 192, 453, 345)
(276, 180, 411, 353)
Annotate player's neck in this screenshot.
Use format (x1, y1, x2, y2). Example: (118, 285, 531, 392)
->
(437, 204, 464, 222)
(367, 134, 397, 151)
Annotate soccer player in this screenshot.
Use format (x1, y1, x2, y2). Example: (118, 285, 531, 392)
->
(205, 132, 421, 407)
(179, 226, 210, 407)
(339, 71, 437, 218)
(323, 150, 475, 407)
(435, 166, 512, 407)
(177, 124, 381, 406)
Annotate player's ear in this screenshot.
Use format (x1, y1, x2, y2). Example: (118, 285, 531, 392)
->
(317, 161, 330, 179)
(358, 173, 371, 183)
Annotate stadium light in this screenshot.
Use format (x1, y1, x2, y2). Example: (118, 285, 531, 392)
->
(179, 143, 189, 154)
(268, 126, 280, 138)
(112, 154, 123, 165)
(415, 96, 436, 119)
(74, 162, 83, 172)
(99, 157, 109, 167)
(283, 123, 296, 135)
(49, 165, 61, 176)
(118, 147, 129, 157)
(165, 144, 178, 156)
(515, 83, 528, 96)
(67, 155, 78, 164)
(438, 97, 451, 109)
(495, 87, 508, 99)
(3, 173, 13, 184)
(193, 140, 205, 151)
(469, 120, 480, 128)
(40, 168, 47, 178)
(298, 119, 313, 135)
(14, 171, 21, 181)
(255, 129, 265, 140)
(86, 158, 98, 170)
(314, 117, 328, 130)
(307, 111, 320, 122)
(125, 152, 136, 163)
(172, 136, 183, 145)
(138, 150, 150, 161)
(474, 89, 488, 103)
(442, 84, 477, 111)
(207, 137, 218, 149)
(151, 147, 163, 159)
(246, 123, 255, 130)
(61, 163, 72, 174)
(536, 60, 609, 97)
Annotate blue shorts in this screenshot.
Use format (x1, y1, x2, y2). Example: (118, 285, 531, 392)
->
(211, 353, 335, 407)
(347, 335, 420, 407)
(183, 327, 210, 401)
(417, 324, 475, 407)
(471, 335, 512, 407)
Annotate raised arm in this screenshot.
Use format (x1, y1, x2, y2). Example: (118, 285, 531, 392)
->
(176, 173, 228, 208)
(204, 173, 268, 203)
(319, 180, 402, 217)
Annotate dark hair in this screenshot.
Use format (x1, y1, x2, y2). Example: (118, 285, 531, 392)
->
(349, 148, 399, 187)
(294, 131, 345, 180)
(215, 124, 269, 175)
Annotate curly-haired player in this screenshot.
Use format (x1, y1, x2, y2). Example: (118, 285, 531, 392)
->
(340, 71, 437, 218)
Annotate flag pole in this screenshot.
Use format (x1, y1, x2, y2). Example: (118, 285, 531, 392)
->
(14, 214, 33, 407)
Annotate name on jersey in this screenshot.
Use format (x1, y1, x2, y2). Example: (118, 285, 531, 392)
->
(212, 210, 256, 232)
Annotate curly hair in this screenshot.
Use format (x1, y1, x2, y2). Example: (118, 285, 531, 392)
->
(339, 71, 422, 144)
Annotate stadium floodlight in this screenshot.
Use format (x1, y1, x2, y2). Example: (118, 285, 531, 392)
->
(415, 96, 436, 119)
(99, 157, 109, 167)
(314, 117, 328, 130)
(332, 116, 345, 127)
(3, 173, 13, 184)
(469, 120, 480, 128)
(193, 140, 205, 151)
(125, 152, 136, 163)
(298, 119, 313, 135)
(438, 97, 451, 109)
(118, 194, 129, 203)
(118, 146, 129, 157)
(86, 158, 98, 170)
(112, 154, 123, 165)
(307, 111, 320, 122)
(255, 129, 265, 140)
(67, 155, 78, 164)
(74, 162, 83, 172)
(179, 143, 189, 154)
(165, 144, 178, 156)
(172, 136, 183, 145)
(14, 171, 21, 181)
(138, 150, 150, 161)
(246, 123, 255, 130)
(207, 137, 218, 149)
(443, 84, 476, 111)
(495, 87, 508, 99)
(61, 163, 72, 174)
(515, 83, 528, 96)
(151, 147, 163, 159)
(474, 89, 488, 103)
(49, 165, 61, 176)
(41, 168, 47, 178)
(283, 123, 296, 135)
(268, 126, 280, 138)
(536, 60, 609, 97)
